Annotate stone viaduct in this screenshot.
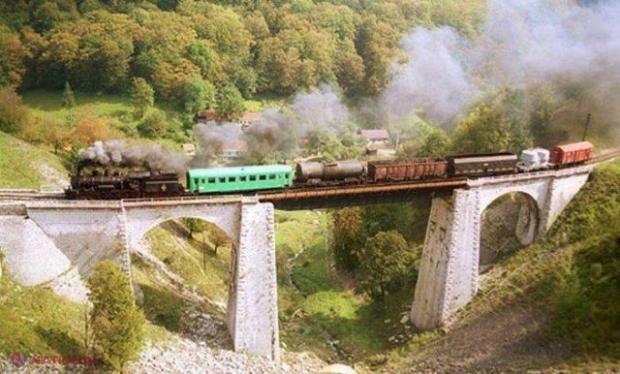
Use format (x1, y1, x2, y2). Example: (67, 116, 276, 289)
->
(0, 164, 593, 361)
(410, 164, 593, 330)
(0, 196, 279, 360)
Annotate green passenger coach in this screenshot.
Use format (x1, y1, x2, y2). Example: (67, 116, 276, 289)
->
(186, 165, 293, 194)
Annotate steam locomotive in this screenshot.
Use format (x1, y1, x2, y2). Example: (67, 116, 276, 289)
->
(65, 141, 593, 200)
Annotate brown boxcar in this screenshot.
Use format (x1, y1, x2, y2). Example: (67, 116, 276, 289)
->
(446, 152, 518, 177)
(549, 141, 594, 168)
(367, 159, 448, 182)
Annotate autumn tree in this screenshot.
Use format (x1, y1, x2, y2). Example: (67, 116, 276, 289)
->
(0, 87, 30, 134)
(0, 24, 26, 88)
(357, 230, 412, 301)
(74, 117, 112, 145)
(87, 260, 145, 372)
(209, 227, 229, 256)
(130, 77, 154, 119)
(42, 116, 72, 154)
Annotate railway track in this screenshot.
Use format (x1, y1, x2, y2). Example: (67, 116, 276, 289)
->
(589, 148, 620, 164)
(1, 147, 618, 206)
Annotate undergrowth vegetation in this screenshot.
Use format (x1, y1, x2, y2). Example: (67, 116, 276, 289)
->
(545, 162, 620, 358)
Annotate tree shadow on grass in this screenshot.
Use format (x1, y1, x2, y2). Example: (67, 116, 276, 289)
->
(35, 326, 84, 357)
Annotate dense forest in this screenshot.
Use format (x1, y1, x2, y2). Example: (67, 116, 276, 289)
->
(1, 0, 618, 164)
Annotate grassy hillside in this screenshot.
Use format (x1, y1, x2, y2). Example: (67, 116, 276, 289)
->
(0, 272, 84, 357)
(0, 131, 68, 189)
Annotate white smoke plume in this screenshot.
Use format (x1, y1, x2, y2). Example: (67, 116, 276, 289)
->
(289, 83, 350, 136)
(381, 0, 620, 133)
(191, 84, 351, 165)
(78, 140, 187, 174)
(191, 121, 243, 166)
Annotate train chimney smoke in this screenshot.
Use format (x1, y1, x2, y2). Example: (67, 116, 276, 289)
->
(78, 140, 187, 175)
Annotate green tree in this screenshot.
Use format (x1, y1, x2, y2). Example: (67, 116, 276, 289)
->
(183, 76, 215, 115)
(413, 128, 451, 158)
(331, 207, 364, 271)
(451, 102, 512, 153)
(357, 230, 412, 301)
(137, 110, 168, 139)
(130, 77, 155, 119)
(183, 218, 208, 238)
(216, 83, 245, 120)
(209, 227, 229, 256)
(87, 260, 145, 372)
(62, 82, 76, 109)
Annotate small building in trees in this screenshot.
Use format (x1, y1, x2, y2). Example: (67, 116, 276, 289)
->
(182, 143, 196, 157)
(240, 112, 260, 131)
(360, 129, 390, 145)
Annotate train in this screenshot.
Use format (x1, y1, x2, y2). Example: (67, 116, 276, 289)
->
(64, 141, 594, 200)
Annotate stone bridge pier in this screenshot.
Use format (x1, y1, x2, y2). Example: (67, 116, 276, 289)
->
(24, 196, 280, 361)
(410, 166, 593, 330)
(123, 197, 280, 360)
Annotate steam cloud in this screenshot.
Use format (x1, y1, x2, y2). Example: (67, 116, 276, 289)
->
(78, 140, 187, 175)
(192, 84, 351, 165)
(382, 0, 620, 134)
(194, 0, 620, 164)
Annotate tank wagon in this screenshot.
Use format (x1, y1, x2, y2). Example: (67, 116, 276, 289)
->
(295, 160, 364, 183)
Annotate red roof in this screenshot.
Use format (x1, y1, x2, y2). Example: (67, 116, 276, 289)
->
(553, 141, 593, 152)
(360, 129, 390, 140)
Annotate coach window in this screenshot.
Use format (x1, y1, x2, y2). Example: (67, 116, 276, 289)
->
(194, 178, 199, 185)
(201, 179, 205, 184)
(240, 176, 247, 182)
(219, 177, 226, 183)
(259, 175, 266, 181)
(268, 174, 275, 180)
(249, 175, 256, 181)
(228, 177, 235, 182)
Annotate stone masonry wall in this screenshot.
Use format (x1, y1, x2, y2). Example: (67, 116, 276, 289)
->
(230, 200, 280, 361)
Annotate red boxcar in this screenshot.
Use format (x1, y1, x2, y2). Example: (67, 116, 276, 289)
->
(550, 141, 594, 168)
(367, 159, 448, 182)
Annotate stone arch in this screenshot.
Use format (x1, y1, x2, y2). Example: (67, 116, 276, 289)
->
(124, 203, 241, 251)
(478, 191, 541, 273)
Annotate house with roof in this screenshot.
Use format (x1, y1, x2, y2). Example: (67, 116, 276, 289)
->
(359, 129, 390, 145)
(182, 143, 196, 157)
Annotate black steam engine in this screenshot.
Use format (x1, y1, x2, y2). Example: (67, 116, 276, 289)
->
(65, 160, 183, 200)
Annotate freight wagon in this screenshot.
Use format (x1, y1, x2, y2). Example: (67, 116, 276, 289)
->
(446, 152, 518, 177)
(367, 158, 447, 182)
(550, 141, 593, 168)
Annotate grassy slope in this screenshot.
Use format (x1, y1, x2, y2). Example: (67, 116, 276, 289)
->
(0, 272, 85, 357)
(0, 131, 67, 189)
